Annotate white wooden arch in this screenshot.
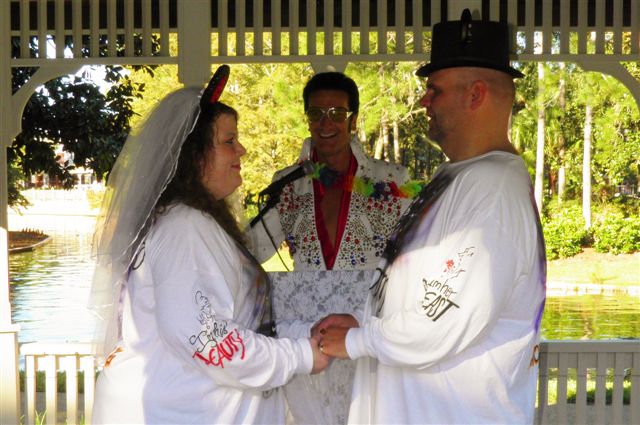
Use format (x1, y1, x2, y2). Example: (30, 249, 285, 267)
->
(1, 1, 638, 422)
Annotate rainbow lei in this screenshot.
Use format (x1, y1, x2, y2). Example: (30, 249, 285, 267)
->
(309, 162, 424, 199)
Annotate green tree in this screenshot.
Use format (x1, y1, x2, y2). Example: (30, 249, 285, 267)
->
(9, 68, 144, 186)
(227, 63, 313, 208)
(589, 73, 640, 195)
(512, 58, 639, 212)
(127, 35, 181, 130)
(349, 61, 444, 179)
(8, 37, 157, 208)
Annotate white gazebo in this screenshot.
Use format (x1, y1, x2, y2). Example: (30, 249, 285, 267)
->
(1, 1, 639, 423)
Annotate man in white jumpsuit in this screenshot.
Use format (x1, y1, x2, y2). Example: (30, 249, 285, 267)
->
(317, 9, 547, 424)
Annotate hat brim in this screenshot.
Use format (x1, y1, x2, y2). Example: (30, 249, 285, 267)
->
(416, 59, 524, 79)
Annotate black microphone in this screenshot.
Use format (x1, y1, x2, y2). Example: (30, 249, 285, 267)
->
(259, 160, 315, 199)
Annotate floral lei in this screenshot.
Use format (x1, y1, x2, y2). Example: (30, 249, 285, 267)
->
(309, 162, 424, 199)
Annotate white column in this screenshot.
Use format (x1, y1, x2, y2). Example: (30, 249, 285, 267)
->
(0, 0, 21, 421)
(177, 0, 212, 87)
(0, 144, 21, 423)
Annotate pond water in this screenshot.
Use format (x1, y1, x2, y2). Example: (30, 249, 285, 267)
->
(8, 213, 640, 344)
(543, 295, 640, 340)
(9, 213, 99, 344)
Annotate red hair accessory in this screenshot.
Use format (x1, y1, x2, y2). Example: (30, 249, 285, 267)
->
(201, 65, 230, 107)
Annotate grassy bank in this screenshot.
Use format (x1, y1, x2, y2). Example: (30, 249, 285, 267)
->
(264, 248, 639, 287)
(547, 248, 639, 286)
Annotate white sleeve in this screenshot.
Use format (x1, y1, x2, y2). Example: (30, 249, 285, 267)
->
(346, 210, 523, 369)
(246, 205, 285, 264)
(151, 219, 312, 391)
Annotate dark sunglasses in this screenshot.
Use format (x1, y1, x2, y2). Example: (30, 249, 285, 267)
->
(306, 106, 353, 123)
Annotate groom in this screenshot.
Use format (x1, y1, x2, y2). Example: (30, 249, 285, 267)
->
(316, 9, 546, 424)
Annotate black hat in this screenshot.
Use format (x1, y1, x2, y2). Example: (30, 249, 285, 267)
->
(416, 9, 524, 78)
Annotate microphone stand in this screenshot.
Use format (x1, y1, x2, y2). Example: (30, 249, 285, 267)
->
(249, 193, 280, 228)
(249, 192, 291, 271)
(251, 161, 315, 228)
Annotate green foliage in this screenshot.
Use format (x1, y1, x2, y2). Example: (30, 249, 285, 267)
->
(8, 161, 30, 211)
(124, 36, 442, 205)
(127, 35, 180, 127)
(8, 36, 157, 207)
(127, 61, 181, 130)
(542, 205, 589, 260)
(592, 214, 640, 254)
(349, 62, 422, 136)
(10, 30, 638, 217)
(226, 63, 312, 206)
(86, 187, 106, 211)
(590, 72, 640, 192)
(542, 200, 640, 259)
(608, 193, 640, 216)
(124, 59, 444, 205)
(511, 56, 640, 205)
(347, 61, 444, 179)
(19, 411, 47, 425)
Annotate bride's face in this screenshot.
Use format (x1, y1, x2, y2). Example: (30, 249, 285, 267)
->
(200, 113, 246, 200)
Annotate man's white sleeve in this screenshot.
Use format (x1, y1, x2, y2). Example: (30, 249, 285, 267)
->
(346, 214, 523, 369)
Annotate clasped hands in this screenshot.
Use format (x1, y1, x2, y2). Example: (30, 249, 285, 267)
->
(309, 314, 359, 374)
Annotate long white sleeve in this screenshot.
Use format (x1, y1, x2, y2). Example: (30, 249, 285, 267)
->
(148, 207, 313, 391)
(347, 153, 544, 370)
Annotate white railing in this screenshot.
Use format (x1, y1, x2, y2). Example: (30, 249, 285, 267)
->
(4, 0, 639, 140)
(19, 340, 639, 425)
(20, 343, 96, 425)
(536, 340, 640, 425)
(8, 0, 638, 65)
(615, 185, 638, 197)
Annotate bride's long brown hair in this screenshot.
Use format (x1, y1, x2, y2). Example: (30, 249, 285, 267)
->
(155, 101, 246, 246)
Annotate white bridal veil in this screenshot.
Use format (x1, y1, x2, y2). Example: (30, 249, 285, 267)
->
(89, 87, 201, 360)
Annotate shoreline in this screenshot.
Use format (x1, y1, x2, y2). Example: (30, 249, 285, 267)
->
(546, 281, 639, 297)
(8, 200, 639, 296)
(8, 235, 51, 253)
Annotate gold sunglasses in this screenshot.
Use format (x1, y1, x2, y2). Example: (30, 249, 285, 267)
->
(306, 106, 353, 123)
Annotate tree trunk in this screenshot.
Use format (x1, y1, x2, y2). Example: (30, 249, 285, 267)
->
(381, 123, 390, 161)
(583, 104, 592, 229)
(534, 62, 545, 213)
(374, 127, 384, 160)
(557, 63, 566, 204)
(392, 121, 400, 164)
(557, 159, 566, 202)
